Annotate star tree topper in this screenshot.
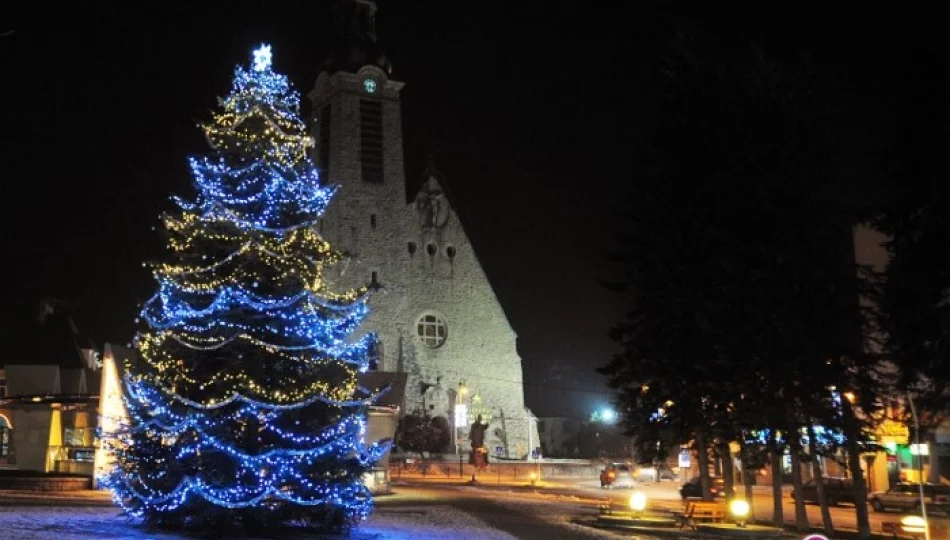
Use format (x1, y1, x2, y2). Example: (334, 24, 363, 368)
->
(253, 44, 273, 72)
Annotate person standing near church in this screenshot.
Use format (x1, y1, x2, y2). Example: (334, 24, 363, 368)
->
(469, 414, 488, 470)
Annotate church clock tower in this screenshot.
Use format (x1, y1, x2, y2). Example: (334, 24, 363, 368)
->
(309, 0, 407, 297)
(310, 0, 539, 459)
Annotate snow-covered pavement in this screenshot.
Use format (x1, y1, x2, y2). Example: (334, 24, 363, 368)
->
(0, 505, 519, 540)
(0, 485, 629, 539)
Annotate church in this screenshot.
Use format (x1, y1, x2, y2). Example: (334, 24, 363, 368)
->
(309, 0, 538, 459)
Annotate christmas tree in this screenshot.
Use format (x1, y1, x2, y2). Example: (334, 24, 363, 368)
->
(102, 45, 387, 533)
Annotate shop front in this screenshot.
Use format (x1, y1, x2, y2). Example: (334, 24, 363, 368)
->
(0, 395, 100, 475)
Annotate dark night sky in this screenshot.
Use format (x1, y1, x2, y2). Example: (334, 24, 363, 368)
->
(1, 4, 943, 416)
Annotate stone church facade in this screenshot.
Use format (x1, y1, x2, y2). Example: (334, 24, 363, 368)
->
(308, 0, 538, 458)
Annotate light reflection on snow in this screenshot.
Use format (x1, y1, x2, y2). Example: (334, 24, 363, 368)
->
(0, 505, 518, 540)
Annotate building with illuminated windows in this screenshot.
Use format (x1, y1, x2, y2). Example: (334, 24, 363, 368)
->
(0, 300, 102, 479)
(852, 225, 950, 489)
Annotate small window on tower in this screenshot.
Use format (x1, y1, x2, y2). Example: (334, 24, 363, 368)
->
(426, 243, 437, 256)
(360, 99, 384, 183)
(370, 214, 377, 230)
(446, 246, 456, 259)
(371, 271, 378, 286)
(407, 241, 417, 255)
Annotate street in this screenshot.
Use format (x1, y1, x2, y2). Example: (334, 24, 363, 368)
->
(377, 485, 618, 539)
(394, 472, 950, 538)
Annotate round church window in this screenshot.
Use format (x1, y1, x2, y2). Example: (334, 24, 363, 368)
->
(416, 313, 447, 348)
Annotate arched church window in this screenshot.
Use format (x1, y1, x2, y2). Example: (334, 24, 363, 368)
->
(416, 313, 447, 348)
(446, 245, 456, 259)
(407, 241, 417, 255)
(426, 243, 437, 256)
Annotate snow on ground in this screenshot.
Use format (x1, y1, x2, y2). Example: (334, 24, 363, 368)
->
(458, 488, 640, 540)
(356, 507, 516, 540)
(0, 505, 517, 540)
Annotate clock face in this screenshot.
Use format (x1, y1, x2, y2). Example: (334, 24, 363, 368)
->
(363, 78, 377, 94)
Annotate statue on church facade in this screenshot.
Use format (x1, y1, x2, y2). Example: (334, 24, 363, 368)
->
(415, 177, 450, 229)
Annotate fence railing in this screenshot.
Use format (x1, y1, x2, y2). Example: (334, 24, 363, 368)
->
(390, 457, 599, 481)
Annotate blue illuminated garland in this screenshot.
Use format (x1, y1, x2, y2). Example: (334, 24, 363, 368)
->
(103, 44, 385, 529)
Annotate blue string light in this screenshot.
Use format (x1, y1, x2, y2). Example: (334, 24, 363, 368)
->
(101, 44, 387, 530)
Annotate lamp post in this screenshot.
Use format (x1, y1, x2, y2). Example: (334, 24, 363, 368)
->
(455, 382, 467, 455)
(907, 392, 931, 540)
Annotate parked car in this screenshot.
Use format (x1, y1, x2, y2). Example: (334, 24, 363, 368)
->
(790, 477, 855, 505)
(680, 476, 725, 499)
(600, 463, 636, 488)
(635, 465, 678, 482)
(869, 483, 950, 513)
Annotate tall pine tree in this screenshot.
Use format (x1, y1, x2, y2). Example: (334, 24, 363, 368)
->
(102, 45, 387, 533)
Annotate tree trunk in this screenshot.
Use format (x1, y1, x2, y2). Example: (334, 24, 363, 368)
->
(842, 401, 871, 539)
(807, 424, 834, 537)
(739, 437, 756, 524)
(790, 438, 808, 532)
(720, 440, 736, 501)
(696, 428, 712, 501)
(928, 432, 940, 484)
(770, 431, 784, 527)
(744, 463, 756, 524)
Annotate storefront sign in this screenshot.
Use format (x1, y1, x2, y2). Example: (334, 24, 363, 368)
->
(878, 420, 909, 445)
(678, 450, 691, 468)
(910, 443, 929, 456)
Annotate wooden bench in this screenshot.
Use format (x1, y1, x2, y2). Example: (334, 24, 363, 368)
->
(673, 500, 726, 529)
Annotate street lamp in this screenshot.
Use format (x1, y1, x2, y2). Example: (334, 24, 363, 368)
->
(629, 491, 647, 519)
(907, 392, 931, 540)
(729, 499, 750, 528)
(601, 408, 617, 423)
(455, 382, 467, 455)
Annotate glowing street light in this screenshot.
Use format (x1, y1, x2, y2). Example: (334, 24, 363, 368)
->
(730, 499, 750, 528)
(629, 491, 647, 518)
(601, 408, 617, 423)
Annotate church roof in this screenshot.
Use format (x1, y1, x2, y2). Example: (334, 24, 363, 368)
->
(322, 0, 392, 76)
(4, 298, 97, 369)
(358, 371, 407, 409)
